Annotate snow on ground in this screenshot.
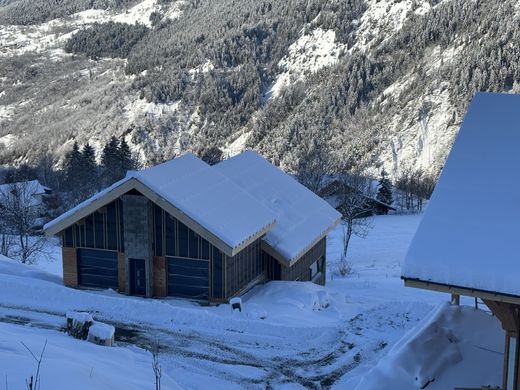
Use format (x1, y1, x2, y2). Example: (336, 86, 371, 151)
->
(0, 321, 180, 390)
(0, 213, 504, 388)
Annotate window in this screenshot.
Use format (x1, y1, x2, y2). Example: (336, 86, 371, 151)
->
(165, 214, 176, 256)
(94, 211, 104, 249)
(85, 214, 94, 247)
(309, 257, 322, 280)
(154, 205, 163, 256)
(178, 222, 189, 257)
(63, 227, 74, 247)
(507, 335, 517, 390)
(189, 230, 199, 259)
(200, 238, 210, 260)
(106, 202, 117, 250)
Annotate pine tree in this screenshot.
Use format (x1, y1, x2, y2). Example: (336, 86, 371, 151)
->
(101, 136, 120, 186)
(118, 138, 135, 177)
(376, 168, 393, 211)
(64, 142, 82, 193)
(81, 143, 98, 195)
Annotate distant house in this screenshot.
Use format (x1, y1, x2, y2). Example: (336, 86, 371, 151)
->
(402, 92, 520, 390)
(0, 180, 52, 229)
(319, 178, 396, 218)
(44, 151, 341, 302)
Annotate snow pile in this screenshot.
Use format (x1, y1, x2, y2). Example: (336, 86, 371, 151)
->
(88, 322, 115, 346)
(66, 311, 93, 324)
(243, 281, 340, 326)
(355, 303, 503, 390)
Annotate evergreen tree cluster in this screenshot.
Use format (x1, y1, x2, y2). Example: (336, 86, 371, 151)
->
(63, 136, 136, 203)
(65, 22, 149, 60)
(0, 0, 139, 25)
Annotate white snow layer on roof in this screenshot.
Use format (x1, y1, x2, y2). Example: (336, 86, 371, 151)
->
(45, 153, 276, 250)
(132, 153, 276, 248)
(402, 92, 520, 296)
(215, 151, 342, 261)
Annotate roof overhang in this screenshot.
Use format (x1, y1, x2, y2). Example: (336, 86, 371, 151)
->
(263, 217, 341, 267)
(403, 277, 520, 306)
(44, 177, 274, 257)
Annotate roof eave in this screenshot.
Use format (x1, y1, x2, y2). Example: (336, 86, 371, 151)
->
(402, 277, 520, 305)
(263, 216, 342, 267)
(44, 177, 276, 258)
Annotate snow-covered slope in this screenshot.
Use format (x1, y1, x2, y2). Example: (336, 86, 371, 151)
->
(0, 213, 505, 388)
(0, 0, 516, 180)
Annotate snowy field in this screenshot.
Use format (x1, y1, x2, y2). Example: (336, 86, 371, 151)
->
(0, 214, 504, 389)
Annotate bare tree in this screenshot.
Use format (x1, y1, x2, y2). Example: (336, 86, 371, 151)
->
(0, 182, 48, 264)
(334, 172, 374, 275)
(395, 166, 437, 212)
(22, 340, 47, 390)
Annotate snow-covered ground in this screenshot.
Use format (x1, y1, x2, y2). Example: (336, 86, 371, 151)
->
(0, 214, 504, 388)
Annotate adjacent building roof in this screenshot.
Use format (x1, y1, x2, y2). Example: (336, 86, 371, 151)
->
(0, 180, 50, 208)
(45, 150, 341, 265)
(215, 151, 342, 264)
(402, 92, 520, 297)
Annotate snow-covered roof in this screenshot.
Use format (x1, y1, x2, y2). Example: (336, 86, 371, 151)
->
(402, 92, 520, 297)
(215, 151, 342, 263)
(0, 179, 48, 208)
(45, 153, 277, 255)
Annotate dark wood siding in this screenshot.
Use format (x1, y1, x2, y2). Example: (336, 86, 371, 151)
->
(264, 238, 326, 285)
(152, 203, 228, 301)
(225, 238, 263, 299)
(62, 200, 124, 252)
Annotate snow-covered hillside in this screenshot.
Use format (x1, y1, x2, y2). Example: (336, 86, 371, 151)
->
(2, 0, 515, 177)
(0, 214, 504, 388)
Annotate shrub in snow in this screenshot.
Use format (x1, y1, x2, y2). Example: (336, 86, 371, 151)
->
(87, 322, 115, 347)
(66, 311, 93, 340)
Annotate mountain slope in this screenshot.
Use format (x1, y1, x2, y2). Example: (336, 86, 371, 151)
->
(0, 0, 518, 178)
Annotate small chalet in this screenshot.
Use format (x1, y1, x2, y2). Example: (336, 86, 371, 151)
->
(44, 151, 341, 302)
(0, 179, 52, 229)
(402, 92, 520, 390)
(320, 178, 395, 218)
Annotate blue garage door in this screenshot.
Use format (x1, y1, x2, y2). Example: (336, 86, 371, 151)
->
(77, 248, 118, 289)
(167, 257, 209, 299)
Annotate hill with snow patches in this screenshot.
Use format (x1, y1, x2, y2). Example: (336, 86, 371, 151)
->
(1, 0, 519, 177)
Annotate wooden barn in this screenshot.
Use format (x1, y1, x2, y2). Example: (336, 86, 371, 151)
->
(402, 92, 520, 390)
(44, 151, 341, 302)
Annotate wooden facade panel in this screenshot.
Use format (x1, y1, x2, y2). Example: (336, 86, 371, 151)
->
(265, 238, 326, 284)
(153, 256, 167, 297)
(225, 238, 263, 299)
(118, 252, 126, 293)
(62, 247, 78, 287)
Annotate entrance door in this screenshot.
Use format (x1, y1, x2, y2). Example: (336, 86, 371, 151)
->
(130, 258, 147, 296)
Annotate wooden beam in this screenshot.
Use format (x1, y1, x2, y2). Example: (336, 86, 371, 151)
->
(404, 278, 520, 306)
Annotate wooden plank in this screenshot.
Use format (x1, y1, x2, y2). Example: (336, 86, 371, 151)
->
(404, 278, 520, 306)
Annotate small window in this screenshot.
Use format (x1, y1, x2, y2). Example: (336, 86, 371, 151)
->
(165, 214, 176, 256)
(309, 257, 322, 280)
(178, 222, 189, 258)
(189, 230, 199, 259)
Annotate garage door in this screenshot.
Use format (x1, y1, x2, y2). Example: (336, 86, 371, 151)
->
(167, 257, 209, 299)
(77, 248, 118, 289)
